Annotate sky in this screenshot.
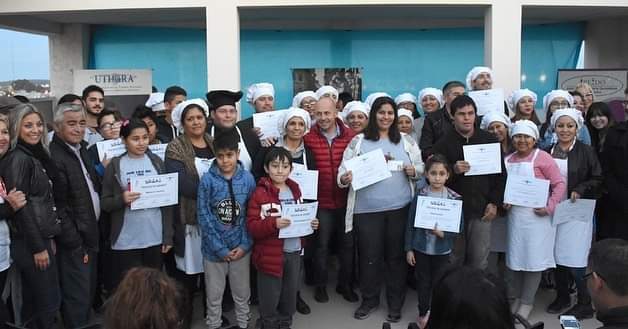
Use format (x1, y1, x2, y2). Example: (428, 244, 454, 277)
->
(0, 28, 50, 81)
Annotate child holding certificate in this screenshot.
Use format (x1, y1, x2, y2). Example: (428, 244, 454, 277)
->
(197, 128, 256, 329)
(100, 119, 173, 289)
(405, 154, 462, 329)
(247, 148, 319, 329)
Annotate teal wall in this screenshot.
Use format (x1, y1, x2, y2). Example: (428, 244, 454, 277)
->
(90, 23, 584, 118)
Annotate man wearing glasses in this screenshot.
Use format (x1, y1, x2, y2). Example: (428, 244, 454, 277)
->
(586, 239, 628, 328)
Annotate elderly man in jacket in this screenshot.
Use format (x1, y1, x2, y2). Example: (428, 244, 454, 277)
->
(50, 102, 101, 329)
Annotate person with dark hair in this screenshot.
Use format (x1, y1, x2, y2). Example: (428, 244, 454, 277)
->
(337, 91, 353, 111)
(160, 86, 187, 143)
(100, 118, 173, 289)
(303, 96, 356, 304)
(165, 98, 212, 329)
(81, 85, 106, 146)
(587, 102, 616, 158)
(509, 89, 540, 125)
(432, 95, 506, 271)
(428, 266, 515, 329)
(57, 93, 82, 106)
(85, 109, 123, 178)
(600, 100, 628, 241)
(13, 95, 29, 103)
(0, 96, 22, 115)
(198, 128, 256, 329)
(405, 154, 461, 328)
(104, 267, 184, 329)
(587, 239, 628, 329)
(339, 96, 424, 322)
(545, 109, 602, 319)
(419, 81, 465, 160)
(1, 104, 62, 329)
(49, 103, 102, 328)
(571, 90, 586, 114)
(539, 90, 591, 150)
(575, 83, 595, 115)
(247, 147, 319, 329)
(132, 105, 161, 144)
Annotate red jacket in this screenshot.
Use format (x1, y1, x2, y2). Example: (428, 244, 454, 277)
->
(247, 177, 303, 278)
(303, 119, 355, 209)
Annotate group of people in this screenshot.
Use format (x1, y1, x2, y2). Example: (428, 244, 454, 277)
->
(0, 63, 626, 329)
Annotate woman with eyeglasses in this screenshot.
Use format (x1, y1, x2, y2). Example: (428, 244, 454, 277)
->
(86, 109, 123, 177)
(575, 82, 595, 115)
(538, 90, 591, 150)
(292, 91, 318, 122)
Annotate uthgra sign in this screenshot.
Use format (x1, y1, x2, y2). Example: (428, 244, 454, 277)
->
(73, 69, 152, 96)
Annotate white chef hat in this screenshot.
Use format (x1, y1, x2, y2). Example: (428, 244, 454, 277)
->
(364, 92, 392, 109)
(292, 91, 318, 108)
(145, 92, 165, 112)
(550, 108, 584, 131)
(466, 66, 493, 90)
(397, 108, 414, 121)
(509, 119, 539, 140)
(246, 82, 275, 104)
(418, 87, 444, 108)
(341, 101, 369, 121)
(542, 90, 574, 112)
(315, 86, 339, 100)
(480, 111, 512, 131)
(278, 107, 311, 136)
(394, 93, 417, 106)
(171, 98, 209, 132)
(508, 89, 538, 111)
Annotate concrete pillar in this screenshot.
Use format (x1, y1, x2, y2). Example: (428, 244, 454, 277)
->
(484, 1, 522, 96)
(48, 23, 90, 99)
(206, 3, 240, 91)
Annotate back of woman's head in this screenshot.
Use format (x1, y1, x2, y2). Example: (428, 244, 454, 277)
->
(104, 267, 183, 329)
(428, 266, 514, 329)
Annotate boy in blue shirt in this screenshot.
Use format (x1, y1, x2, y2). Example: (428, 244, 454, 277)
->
(198, 127, 256, 329)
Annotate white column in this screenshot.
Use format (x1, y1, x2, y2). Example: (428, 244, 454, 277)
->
(205, 3, 240, 91)
(48, 23, 90, 99)
(484, 1, 522, 96)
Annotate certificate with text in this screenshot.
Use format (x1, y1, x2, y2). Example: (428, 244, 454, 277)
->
(130, 173, 179, 210)
(344, 148, 392, 190)
(468, 88, 505, 116)
(504, 174, 550, 208)
(552, 199, 596, 226)
(413, 196, 462, 233)
(148, 144, 168, 160)
(463, 143, 502, 176)
(289, 167, 319, 200)
(279, 202, 318, 238)
(253, 110, 286, 139)
(96, 138, 126, 161)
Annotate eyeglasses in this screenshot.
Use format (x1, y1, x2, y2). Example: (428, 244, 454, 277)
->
(583, 271, 605, 282)
(301, 101, 317, 107)
(100, 122, 122, 130)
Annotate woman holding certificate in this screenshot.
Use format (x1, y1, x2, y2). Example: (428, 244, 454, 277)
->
(545, 108, 602, 319)
(338, 96, 423, 322)
(503, 119, 565, 320)
(101, 119, 174, 289)
(165, 97, 214, 329)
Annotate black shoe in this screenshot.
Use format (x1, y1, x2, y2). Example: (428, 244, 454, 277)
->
(562, 303, 594, 320)
(221, 316, 231, 327)
(296, 292, 311, 314)
(354, 303, 378, 320)
(336, 286, 359, 303)
(546, 296, 571, 314)
(382, 323, 392, 329)
(386, 313, 401, 323)
(314, 286, 329, 303)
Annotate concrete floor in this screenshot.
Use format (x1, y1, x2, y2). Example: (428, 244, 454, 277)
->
(191, 283, 602, 329)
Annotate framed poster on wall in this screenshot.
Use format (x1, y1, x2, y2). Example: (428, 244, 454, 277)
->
(292, 67, 362, 101)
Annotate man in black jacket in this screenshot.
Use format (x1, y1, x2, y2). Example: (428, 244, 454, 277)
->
(419, 81, 465, 160)
(50, 102, 101, 329)
(587, 239, 628, 329)
(600, 113, 628, 240)
(432, 95, 506, 270)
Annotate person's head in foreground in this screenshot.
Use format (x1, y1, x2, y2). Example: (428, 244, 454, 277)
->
(587, 239, 628, 314)
(428, 266, 514, 329)
(104, 267, 184, 329)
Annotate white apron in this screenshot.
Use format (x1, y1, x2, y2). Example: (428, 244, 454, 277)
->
(505, 149, 556, 271)
(553, 152, 593, 268)
(210, 126, 252, 171)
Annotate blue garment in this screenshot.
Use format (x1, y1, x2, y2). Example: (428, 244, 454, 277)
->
(113, 154, 163, 250)
(197, 161, 256, 262)
(354, 138, 412, 214)
(405, 186, 463, 255)
(538, 125, 591, 150)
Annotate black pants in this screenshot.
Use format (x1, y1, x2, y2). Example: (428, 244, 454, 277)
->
(555, 265, 591, 305)
(12, 238, 60, 329)
(257, 252, 300, 329)
(312, 208, 354, 289)
(413, 251, 449, 316)
(355, 206, 408, 314)
(110, 245, 163, 290)
(58, 246, 96, 329)
(0, 268, 9, 325)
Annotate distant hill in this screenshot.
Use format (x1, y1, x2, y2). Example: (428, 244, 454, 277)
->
(0, 79, 49, 87)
